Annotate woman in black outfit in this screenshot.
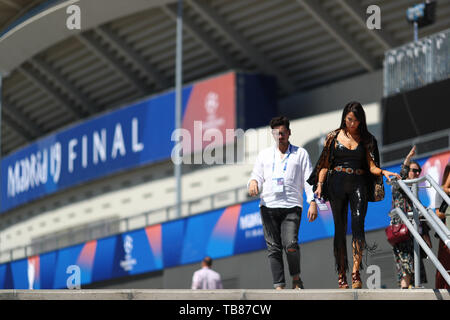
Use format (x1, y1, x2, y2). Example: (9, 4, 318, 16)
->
(308, 102, 400, 289)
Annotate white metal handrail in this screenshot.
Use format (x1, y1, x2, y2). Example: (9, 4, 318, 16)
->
(391, 207, 450, 287)
(390, 174, 450, 288)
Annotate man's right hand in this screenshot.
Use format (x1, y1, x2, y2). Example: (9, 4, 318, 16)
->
(248, 180, 259, 197)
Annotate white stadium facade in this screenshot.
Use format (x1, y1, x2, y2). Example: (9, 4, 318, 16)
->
(0, 0, 449, 290)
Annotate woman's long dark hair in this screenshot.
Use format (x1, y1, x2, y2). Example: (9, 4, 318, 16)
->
(442, 163, 450, 185)
(337, 101, 373, 149)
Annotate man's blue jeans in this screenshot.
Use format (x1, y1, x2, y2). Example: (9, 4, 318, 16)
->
(260, 205, 302, 288)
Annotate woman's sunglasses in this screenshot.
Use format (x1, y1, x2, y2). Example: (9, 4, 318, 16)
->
(410, 168, 421, 174)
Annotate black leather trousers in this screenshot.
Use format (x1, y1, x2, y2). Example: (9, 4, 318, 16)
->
(328, 171, 368, 273)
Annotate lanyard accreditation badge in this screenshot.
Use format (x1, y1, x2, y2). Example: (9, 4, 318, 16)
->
(271, 144, 292, 193)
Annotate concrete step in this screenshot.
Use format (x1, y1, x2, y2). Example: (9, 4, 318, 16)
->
(0, 289, 449, 300)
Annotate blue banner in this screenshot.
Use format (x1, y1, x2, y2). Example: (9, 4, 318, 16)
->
(0, 89, 187, 212)
(1, 72, 278, 213)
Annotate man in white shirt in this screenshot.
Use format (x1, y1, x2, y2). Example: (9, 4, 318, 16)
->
(248, 116, 318, 290)
(191, 256, 223, 290)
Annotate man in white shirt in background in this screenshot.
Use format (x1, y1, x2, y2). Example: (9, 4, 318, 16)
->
(191, 256, 223, 289)
(248, 116, 318, 290)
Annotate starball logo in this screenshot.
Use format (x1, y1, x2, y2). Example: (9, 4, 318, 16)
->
(203, 91, 225, 131)
(120, 235, 137, 272)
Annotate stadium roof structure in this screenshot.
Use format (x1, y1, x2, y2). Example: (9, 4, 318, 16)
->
(0, 0, 449, 156)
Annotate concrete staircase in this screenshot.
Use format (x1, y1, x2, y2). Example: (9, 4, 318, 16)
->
(0, 289, 449, 300)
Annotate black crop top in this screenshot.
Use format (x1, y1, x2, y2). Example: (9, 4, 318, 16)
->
(333, 140, 366, 169)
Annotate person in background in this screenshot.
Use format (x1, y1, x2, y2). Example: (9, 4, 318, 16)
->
(434, 163, 450, 289)
(390, 146, 431, 289)
(308, 101, 400, 289)
(191, 256, 223, 290)
(248, 116, 317, 290)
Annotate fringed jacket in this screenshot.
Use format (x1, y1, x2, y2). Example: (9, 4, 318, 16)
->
(307, 129, 385, 202)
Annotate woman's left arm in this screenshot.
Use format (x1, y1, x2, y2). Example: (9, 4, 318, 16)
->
(366, 151, 401, 181)
(436, 175, 449, 220)
(443, 173, 450, 194)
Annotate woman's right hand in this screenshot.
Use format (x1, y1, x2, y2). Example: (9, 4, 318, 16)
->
(383, 170, 402, 181)
(315, 184, 322, 199)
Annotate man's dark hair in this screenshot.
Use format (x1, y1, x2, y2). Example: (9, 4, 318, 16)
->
(270, 116, 290, 130)
(410, 161, 422, 173)
(203, 256, 213, 267)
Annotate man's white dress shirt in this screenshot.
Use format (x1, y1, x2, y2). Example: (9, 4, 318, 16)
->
(191, 266, 223, 289)
(248, 143, 315, 208)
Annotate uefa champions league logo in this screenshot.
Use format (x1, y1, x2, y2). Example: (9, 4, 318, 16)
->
(120, 235, 137, 272)
(203, 91, 225, 131)
(205, 92, 219, 118)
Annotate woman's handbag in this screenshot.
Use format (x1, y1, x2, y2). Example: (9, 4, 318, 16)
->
(439, 199, 450, 229)
(439, 200, 449, 215)
(320, 139, 336, 201)
(319, 169, 332, 201)
(385, 223, 410, 246)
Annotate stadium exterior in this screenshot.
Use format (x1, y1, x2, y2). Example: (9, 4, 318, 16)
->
(0, 0, 449, 290)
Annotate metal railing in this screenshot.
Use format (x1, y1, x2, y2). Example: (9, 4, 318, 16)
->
(389, 174, 450, 288)
(0, 185, 251, 263)
(384, 28, 450, 97)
